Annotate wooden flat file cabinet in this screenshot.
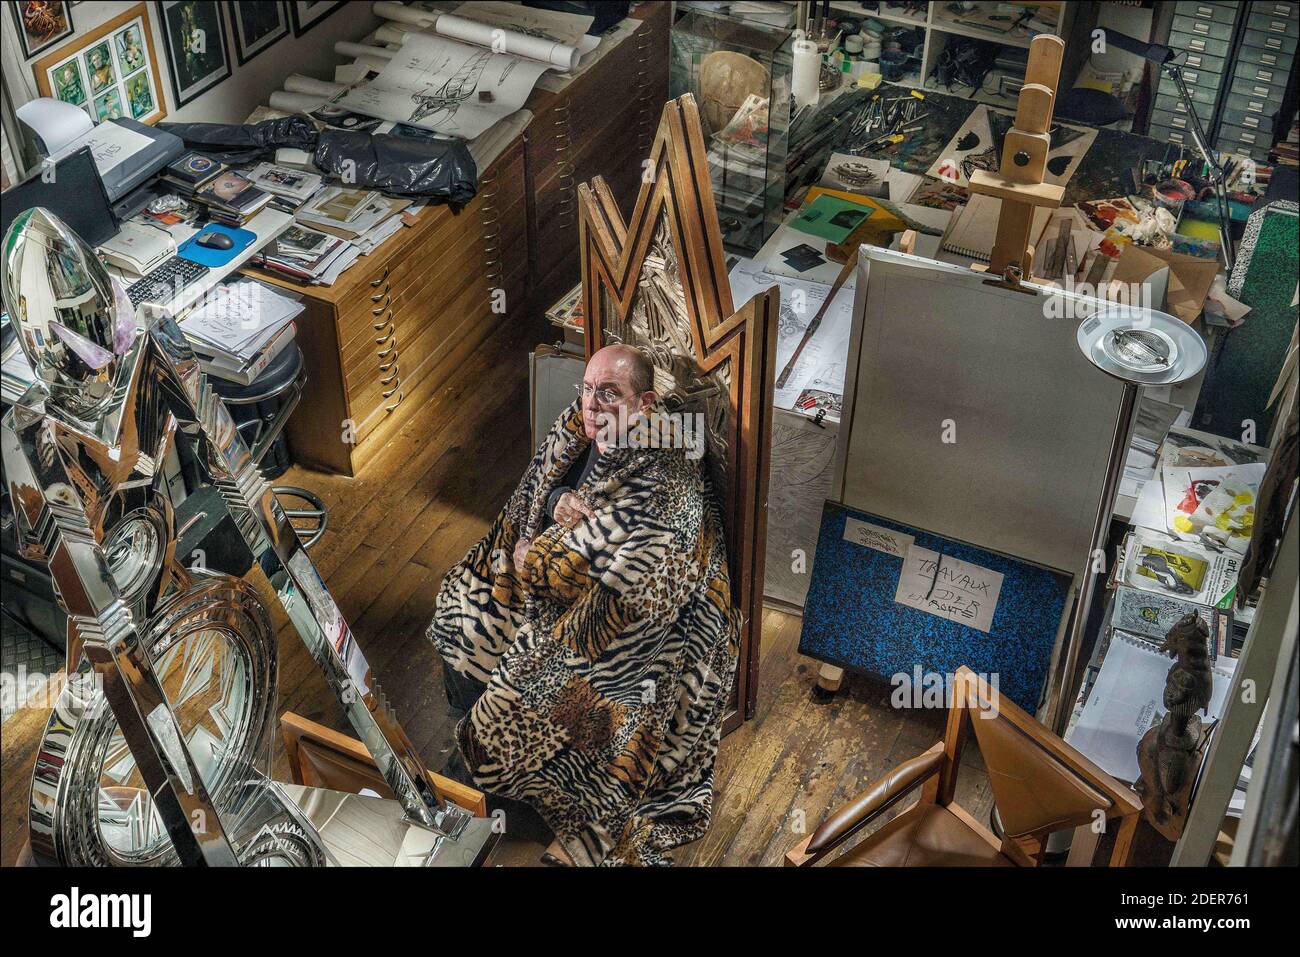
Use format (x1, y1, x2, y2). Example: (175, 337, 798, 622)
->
(253, 138, 529, 476)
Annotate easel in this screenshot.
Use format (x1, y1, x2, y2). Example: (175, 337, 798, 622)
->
(968, 34, 1066, 288)
(813, 41, 1064, 698)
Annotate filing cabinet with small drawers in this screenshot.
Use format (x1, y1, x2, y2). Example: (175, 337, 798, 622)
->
(1149, 1, 1296, 162)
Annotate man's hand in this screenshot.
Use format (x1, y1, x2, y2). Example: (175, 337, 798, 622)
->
(553, 491, 595, 529)
(513, 538, 531, 575)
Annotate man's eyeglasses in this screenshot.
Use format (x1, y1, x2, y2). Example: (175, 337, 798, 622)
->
(575, 383, 630, 406)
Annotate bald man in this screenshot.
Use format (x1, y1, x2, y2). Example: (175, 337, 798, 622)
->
(428, 345, 738, 866)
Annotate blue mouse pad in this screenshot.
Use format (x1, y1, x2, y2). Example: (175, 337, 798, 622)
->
(177, 223, 255, 267)
(798, 501, 1071, 712)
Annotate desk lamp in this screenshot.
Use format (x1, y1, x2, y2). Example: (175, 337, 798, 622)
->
(1048, 303, 1208, 734)
(1095, 27, 1235, 272)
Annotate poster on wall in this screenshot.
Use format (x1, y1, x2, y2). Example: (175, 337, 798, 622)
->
(231, 1, 289, 65)
(157, 0, 232, 107)
(11, 1, 76, 59)
(289, 0, 344, 37)
(33, 3, 166, 125)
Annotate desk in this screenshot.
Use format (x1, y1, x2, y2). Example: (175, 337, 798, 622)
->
(103, 208, 294, 315)
(244, 1, 671, 477)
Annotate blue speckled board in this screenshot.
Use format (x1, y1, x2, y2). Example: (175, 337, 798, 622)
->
(798, 501, 1071, 712)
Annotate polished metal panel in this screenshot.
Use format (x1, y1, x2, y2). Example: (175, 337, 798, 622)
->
(3, 208, 469, 866)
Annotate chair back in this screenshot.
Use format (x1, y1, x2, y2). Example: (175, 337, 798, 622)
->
(948, 668, 1142, 864)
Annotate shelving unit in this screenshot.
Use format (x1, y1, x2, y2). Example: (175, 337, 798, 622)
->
(825, 1, 1073, 107)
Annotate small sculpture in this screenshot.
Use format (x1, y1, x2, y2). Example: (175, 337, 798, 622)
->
(1134, 613, 1214, 838)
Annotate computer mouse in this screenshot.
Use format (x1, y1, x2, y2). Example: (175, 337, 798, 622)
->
(196, 231, 234, 250)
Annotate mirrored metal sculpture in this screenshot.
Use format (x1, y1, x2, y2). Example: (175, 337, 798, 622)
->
(2, 208, 488, 865)
(579, 94, 779, 724)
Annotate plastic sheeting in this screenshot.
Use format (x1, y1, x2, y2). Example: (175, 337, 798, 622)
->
(158, 116, 477, 208)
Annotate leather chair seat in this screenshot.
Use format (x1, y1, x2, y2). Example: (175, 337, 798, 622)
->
(829, 803, 1015, 867)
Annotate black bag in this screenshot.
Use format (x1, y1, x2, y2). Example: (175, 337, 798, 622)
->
(159, 117, 478, 207)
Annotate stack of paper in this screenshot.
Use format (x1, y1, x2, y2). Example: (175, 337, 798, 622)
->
(181, 280, 303, 383)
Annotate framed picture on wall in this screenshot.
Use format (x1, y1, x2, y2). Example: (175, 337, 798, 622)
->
(288, 1, 344, 38)
(230, 1, 289, 66)
(33, 3, 166, 124)
(11, 1, 76, 59)
(156, 0, 231, 108)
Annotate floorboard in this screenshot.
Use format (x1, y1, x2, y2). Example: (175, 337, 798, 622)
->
(0, 310, 994, 867)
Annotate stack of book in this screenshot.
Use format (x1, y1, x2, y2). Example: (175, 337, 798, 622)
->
(160, 152, 227, 196)
(253, 224, 359, 285)
(193, 170, 273, 227)
(245, 162, 326, 212)
(296, 186, 406, 241)
(180, 279, 303, 384)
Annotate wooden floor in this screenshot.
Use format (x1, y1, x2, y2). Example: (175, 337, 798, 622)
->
(0, 309, 992, 867)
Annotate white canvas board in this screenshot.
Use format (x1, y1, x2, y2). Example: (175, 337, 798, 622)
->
(836, 248, 1127, 575)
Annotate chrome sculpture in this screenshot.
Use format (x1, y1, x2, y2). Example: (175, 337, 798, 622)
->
(2, 208, 486, 865)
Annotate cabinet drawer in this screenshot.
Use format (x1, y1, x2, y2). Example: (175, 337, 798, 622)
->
(1220, 107, 1277, 135)
(1247, 9, 1299, 38)
(1177, 48, 1227, 73)
(1242, 28, 1297, 56)
(1236, 43, 1292, 68)
(1169, 29, 1231, 58)
(1171, 13, 1235, 41)
(1233, 59, 1286, 89)
(1252, 1, 1295, 17)
(1173, 1, 1239, 25)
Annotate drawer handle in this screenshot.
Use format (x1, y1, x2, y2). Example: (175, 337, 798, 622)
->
(1183, 71, 1199, 83)
(373, 312, 393, 330)
(379, 354, 398, 372)
(1193, 5, 1212, 16)
(385, 392, 404, 414)
(370, 267, 389, 287)
(374, 322, 394, 343)
(1244, 116, 1260, 127)
(1265, 37, 1282, 49)
(377, 337, 398, 358)
(1172, 117, 1187, 128)
(1262, 53, 1278, 65)
(1241, 132, 1257, 142)
(1189, 39, 1206, 51)
(382, 378, 402, 398)
(380, 364, 399, 385)
(1186, 55, 1202, 67)
(1191, 22, 1209, 35)
(371, 295, 391, 315)
(1256, 70, 1275, 82)
(370, 284, 389, 302)
(1268, 20, 1286, 32)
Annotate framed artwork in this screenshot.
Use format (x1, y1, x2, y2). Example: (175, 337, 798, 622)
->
(288, 1, 344, 37)
(230, 1, 288, 66)
(33, 4, 166, 125)
(156, 0, 231, 108)
(11, 1, 75, 59)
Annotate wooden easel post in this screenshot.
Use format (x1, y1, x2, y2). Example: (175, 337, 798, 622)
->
(968, 35, 1067, 282)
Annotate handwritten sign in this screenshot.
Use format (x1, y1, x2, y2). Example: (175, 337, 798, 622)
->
(844, 518, 913, 558)
(894, 545, 1003, 633)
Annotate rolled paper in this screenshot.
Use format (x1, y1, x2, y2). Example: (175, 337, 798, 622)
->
(284, 74, 346, 97)
(373, 0, 436, 27)
(269, 91, 328, 112)
(334, 40, 396, 61)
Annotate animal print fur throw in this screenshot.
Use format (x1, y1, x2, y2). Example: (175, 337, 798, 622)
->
(428, 401, 738, 865)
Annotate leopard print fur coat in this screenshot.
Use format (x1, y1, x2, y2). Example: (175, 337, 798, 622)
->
(428, 401, 738, 865)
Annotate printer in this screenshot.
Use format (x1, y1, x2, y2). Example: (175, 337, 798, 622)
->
(17, 98, 184, 208)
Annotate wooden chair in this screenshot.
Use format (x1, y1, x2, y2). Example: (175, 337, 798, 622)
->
(578, 94, 779, 728)
(280, 711, 487, 817)
(785, 667, 1142, 867)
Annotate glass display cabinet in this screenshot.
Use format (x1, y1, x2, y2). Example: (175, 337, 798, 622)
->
(670, 8, 793, 253)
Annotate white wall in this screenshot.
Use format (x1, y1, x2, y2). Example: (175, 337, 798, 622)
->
(2, 1, 380, 153)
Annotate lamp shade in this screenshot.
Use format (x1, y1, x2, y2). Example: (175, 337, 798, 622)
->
(1076, 303, 1207, 387)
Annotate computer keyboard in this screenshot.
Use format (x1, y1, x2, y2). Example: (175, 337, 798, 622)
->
(125, 257, 211, 308)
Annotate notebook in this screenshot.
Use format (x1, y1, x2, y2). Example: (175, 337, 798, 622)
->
(939, 193, 1052, 263)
